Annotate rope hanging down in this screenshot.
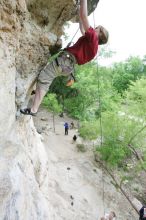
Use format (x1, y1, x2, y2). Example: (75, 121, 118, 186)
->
(92, 11, 103, 147)
(93, 10, 105, 216)
(66, 27, 80, 48)
(45, 26, 79, 67)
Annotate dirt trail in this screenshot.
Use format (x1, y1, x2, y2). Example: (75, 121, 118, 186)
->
(33, 107, 138, 220)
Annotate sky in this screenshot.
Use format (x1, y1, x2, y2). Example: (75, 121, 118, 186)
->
(63, 0, 146, 65)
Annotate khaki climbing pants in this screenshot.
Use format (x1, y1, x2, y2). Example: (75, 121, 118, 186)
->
(37, 51, 76, 92)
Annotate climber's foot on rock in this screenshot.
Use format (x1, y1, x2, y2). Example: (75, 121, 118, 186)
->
(31, 90, 36, 95)
(20, 108, 37, 116)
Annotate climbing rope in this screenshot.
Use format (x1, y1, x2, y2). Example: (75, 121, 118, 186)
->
(92, 12, 103, 147)
(66, 27, 80, 48)
(44, 25, 79, 69)
(95, 55, 105, 215)
(93, 10, 105, 215)
(96, 53, 105, 217)
(96, 57, 103, 147)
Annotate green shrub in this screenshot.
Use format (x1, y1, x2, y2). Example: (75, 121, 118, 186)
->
(79, 121, 99, 140)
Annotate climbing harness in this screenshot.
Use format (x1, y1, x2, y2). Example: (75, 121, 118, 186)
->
(41, 25, 79, 88)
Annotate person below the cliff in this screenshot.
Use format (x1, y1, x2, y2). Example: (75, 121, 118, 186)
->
(20, 0, 109, 116)
(64, 122, 69, 135)
(139, 205, 146, 220)
(73, 135, 77, 142)
(100, 211, 116, 220)
(70, 121, 75, 129)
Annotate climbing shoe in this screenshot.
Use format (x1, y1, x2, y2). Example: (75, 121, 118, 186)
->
(20, 108, 37, 116)
(31, 90, 36, 95)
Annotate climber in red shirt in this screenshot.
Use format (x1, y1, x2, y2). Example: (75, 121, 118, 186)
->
(20, 0, 109, 116)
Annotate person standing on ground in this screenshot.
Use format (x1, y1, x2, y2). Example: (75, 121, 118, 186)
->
(139, 206, 146, 220)
(70, 122, 75, 129)
(64, 122, 69, 135)
(73, 134, 77, 142)
(20, 0, 109, 116)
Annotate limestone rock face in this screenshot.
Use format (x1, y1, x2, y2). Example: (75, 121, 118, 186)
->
(0, 119, 50, 219)
(0, 0, 99, 219)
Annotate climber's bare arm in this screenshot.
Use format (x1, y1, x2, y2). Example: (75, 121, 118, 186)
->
(79, 14, 85, 35)
(76, 5, 85, 35)
(80, 0, 90, 32)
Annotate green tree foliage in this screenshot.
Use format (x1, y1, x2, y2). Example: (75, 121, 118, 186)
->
(42, 93, 62, 132)
(64, 63, 100, 120)
(96, 111, 146, 167)
(112, 56, 145, 94)
(63, 63, 121, 120)
(43, 93, 62, 113)
(79, 121, 99, 140)
(124, 77, 146, 159)
(49, 76, 78, 112)
(95, 74, 146, 168)
(125, 77, 146, 119)
(94, 66, 122, 117)
(125, 56, 144, 78)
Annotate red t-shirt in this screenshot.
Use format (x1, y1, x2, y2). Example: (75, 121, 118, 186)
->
(66, 27, 98, 65)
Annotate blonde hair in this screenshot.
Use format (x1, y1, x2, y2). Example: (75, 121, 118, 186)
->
(97, 25, 109, 45)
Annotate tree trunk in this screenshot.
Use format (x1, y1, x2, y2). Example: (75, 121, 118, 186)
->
(52, 112, 55, 133)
